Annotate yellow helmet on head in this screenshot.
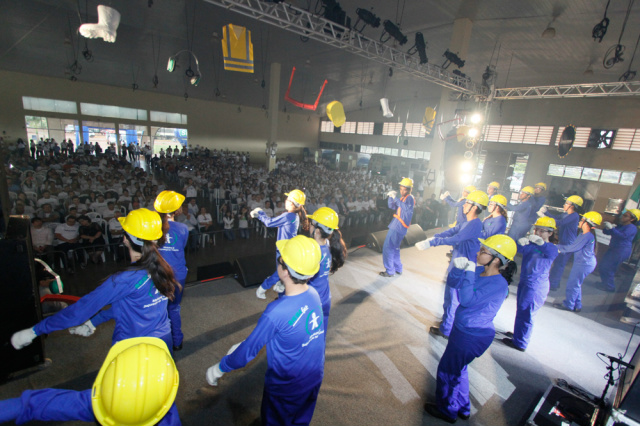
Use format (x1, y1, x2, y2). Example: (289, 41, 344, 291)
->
(582, 211, 602, 227)
(398, 177, 414, 188)
(92, 337, 179, 426)
(534, 216, 556, 230)
(489, 194, 508, 208)
(308, 207, 339, 232)
(488, 181, 500, 189)
(479, 235, 517, 263)
(565, 195, 584, 207)
(466, 190, 489, 208)
(463, 185, 476, 194)
(535, 182, 547, 190)
(285, 189, 306, 206)
(521, 186, 535, 195)
(628, 209, 640, 221)
(118, 208, 163, 243)
(276, 235, 321, 280)
(154, 190, 185, 214)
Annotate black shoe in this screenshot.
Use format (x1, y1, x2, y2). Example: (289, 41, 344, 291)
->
(553, 302, 573, 312)
(429, 326, 449, 339)
(458, 412, 470, 420)
(574, 307, 582, 313)
(424, 403, 456, 424)
(502, 338, 525, 352)
(396, 271, 403, 275)
(379, 271, 395, 277)
(595, 282, 615, 293)
(173, 343, 183, 352)
(504, 331, 514, 338)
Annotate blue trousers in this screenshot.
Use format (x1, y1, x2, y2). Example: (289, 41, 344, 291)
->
(261, 384, 321, 426)
(599, 248, 631, 291)
(507, 222, 532, 242)
(436, 326, 494, 419)
(562, 262, 596, 310)
(549, 252, 572, 290)
(168, 277, 186, 347)
(513, 281, 548, 349)
(440, 286, 460, 336)
(382, 228, 405, 275)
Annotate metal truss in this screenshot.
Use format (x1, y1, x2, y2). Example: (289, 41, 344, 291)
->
(203, 0, 485, 96)
(493, 81, 640, 99)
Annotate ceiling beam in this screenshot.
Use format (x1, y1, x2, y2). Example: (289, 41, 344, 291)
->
(493, 81, 640, 100)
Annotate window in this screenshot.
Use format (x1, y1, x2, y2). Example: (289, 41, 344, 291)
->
(548, 164, 565, 176)
(581, 168, 602, 181)
(404, 123, 425, 138)
(82, 120, 116, 152)
(151, 127, 188, 155)
(382, 122, 403, 136)
(320, 120, 334, 132)
(150, 111, 188, 125)
(22, 96, 77, 114)
(81, 103, 147, 121)
(357, 122, 374, 135)
(25, 116, 80, 146)
(564, 166, 583, 179)
(341, 121, 357, 134)
(119, 124, 150, 148)
(621, 172, 637, 186)
(600, 170, 621, 184)
(483, 124, 553, 144)
(547, 163, 635, 186)
(613, 128, 640, 151)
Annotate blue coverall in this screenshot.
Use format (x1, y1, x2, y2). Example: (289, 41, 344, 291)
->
(158, 221, 189, 347)
(308, 241, 332, 333)
(430, 218, 482, 336)
(444, 195, 467, 225)
(258, 211, 300, 290)
(599, 223, 638, 291)
(547, 212, 580, 290)
(34, 269, 172, 351)
(436, 267, 508, 420)
(507, 198, 534, 241)
(512, 241, 558, 349)
(481, 215, 506, 239)
(382, 194, 414, 275)
(0, 389, 180, 425)
(557, 232, 596, 311)
(529, 195, 546, 223)
(220, 287, 325, 426)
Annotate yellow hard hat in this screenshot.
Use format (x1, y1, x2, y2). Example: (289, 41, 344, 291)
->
(398, 177, 414, 188)
(582, 211, 602, 227)
(466, 190, 489, 207)
(565, 195, 584, 207)
(276, 235, 321, 279)
(535, 182, 547, 190)
(326, 101, 346, 128)
(308, 207, 339, 231)
(285, 189, 306, 206)
(489, 194, 508, 208)
(488, 181, 500, 189)
(92, 337, 179, 426)
(118, 208, 163, 241)
(479, 234, 517, 262)
(463, 185, 476, 193)
(154, 190, 185, 214)
(521, 186, 535, 195)
(534, 216, 556, 230)
(628, 209, 640, 221)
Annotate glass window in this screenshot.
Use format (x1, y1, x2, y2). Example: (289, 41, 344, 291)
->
(82, 120, 116, 153)
(563, 166, 583, 179)
(391, 148, 398, 156)
(382, 122, 403, 136)
(150, 111, 187, 125)
(371, 146, 379, 154)
(548, 164, 565, 176)
(23, 96, 77, 114)
(25, 116, 49, 141)
(600, 169, 621, 184)
(400, 149, 408, 157)
(320, 121, 334, 132)
(581, 168, 602, 181)
(341, 122, 357, 134)
(81, 103, 147, 121)
(357, 122, 374, 135)
(151, 127, 188, 155)
(620, 172, 637, 186)
(119, 125, 149, 150)
(384, 147, 392, 155)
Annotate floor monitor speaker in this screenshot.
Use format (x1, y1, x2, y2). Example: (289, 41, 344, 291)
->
(234, 252, 276, 287)
(402, 224, 426, 247)
(367, 230, 388, 253)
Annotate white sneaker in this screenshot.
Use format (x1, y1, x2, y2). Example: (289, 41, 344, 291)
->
(256, 286, 267, 299)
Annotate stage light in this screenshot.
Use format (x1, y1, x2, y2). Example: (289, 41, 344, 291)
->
(463, 151, 474, 160)
(354, 8, 380, 32)
(190, 75, 201, 86)
(381, 20, 407, 45)
(468, 127, 479, 138)
(460, 161, 472, 172)
(407, 32, 427, 64)
(167, 50, 202, 85)
(322, 0, 350, 28)
(442, 49, 465, 69)
(470, 113, 483, 124)
(167, 57, 176, 72)
(460, 174, 472, 184)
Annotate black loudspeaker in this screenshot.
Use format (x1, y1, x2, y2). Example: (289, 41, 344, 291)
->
(402, 224, 426, 247)
(1, 217, 46, 380)
(349, 235, 368, 248)
(367, 230, 388, 253)
(196, 262, 235, 282)
(234, 252, 277, 287)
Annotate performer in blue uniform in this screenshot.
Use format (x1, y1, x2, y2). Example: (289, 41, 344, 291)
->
(254, 189, 309, 299)
(597, 209, 640, 292)
(11, 208, 180, 353)
(307, 207, 347, 333)
(482, 194, 508, 238)
(540, 195, 582, 291)
(207, 236, 324, 426)
(416, 190, 488, 338)
(379, 178, 415, 277)
(553, 211, 601, 313)
(528, 182, 547, 224)
(424, 235, 517, 423)
(440, 185, 476, 226)
(507, 186, 536, 241)
(486, 181, 500, 198)
(0, 337, 181, 426)
(155, 190, 189, 351)
(503, 217, 558, 352)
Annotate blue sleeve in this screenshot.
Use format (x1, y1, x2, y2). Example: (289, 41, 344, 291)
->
(258, 212, 291, 228)
(433, 221, 481, 247)
(605, 224, 637, 240)
(539, 241, 560, 259)
(158, 404, 182, 426)
(444, 196, 463, 208)
(387, 197, 397, 209)
(558, 233, 592, 254)
(446, 266, 475, 290)
(459, 271, 505, 307)
(0, 389, 95, 424)
(507, 201, 529, 212)
(219, 313, 278, 372)
(435, 223, 461, 239)
(90, 307, 114, 327)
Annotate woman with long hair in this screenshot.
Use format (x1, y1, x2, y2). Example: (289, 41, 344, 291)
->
(253, 189, 309, 299)
(482, 194, 508, 238)
(11, 208, 180, 353)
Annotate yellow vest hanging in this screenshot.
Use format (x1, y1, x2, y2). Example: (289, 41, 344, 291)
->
(222, 24, 254, 73)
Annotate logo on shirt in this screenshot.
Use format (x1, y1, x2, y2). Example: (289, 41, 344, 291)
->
(288, 305, 308, 327)
(305, 309, 323, 335)
(165, 232, 173, 245)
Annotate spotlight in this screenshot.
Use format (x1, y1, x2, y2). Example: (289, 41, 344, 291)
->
(460, 161, 472, 172)
(321, 0, 350, 28)
(167, 57, 176, 72)
(354, 8, 380, 32)
(190, 75, 201, 86)
(463, 151, 474, 160)
(442, 49, 465, 69)
(470, 113, 483, 124)
(407, 32, 428, 64)
(381, 20, 407, 45)
(167, 50, 202, 85)
(468, 127, 479, 138)
(460, 173, 472, 184)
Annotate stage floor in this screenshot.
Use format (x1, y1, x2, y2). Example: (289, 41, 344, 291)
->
(2, 240, 639, 426)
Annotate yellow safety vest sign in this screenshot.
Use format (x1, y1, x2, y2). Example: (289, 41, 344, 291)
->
(222, 24, 254, 73)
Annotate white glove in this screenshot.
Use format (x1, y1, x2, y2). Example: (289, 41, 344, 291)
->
(538, 206, 548, 215)
(536, 210, 545, 217)
(439, 191, 450, 201)
(415, 238, 433, 251)
(528, 235, 544, 246)
(11, 327, 37, 350)
(69, 320, 96, 337)
(206, 363, 225, 386)
(250, 208, 263, 218)
(604, 221, 614, 230)
(452, 257, 475, 272)
(387, 190, 397, 199)
(518, 237, 530, 246)
(272, 281, 285, 293)
(256, 286, 267, 299)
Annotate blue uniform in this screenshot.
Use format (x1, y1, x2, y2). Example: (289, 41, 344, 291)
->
(436, 267, 508, 419)
(444, 195, 466, 225)
(431, 218, 482, 336)
(529, 195, 546, 223)
(382, 194, 414, 275)
(34, 269, 172, 350)
(507, 198, 534, 241)
(220, 287, 325, 426)
(258, 212, 300, 290)
(547, 212, 580, 290)
(599, 223, 638, 291)
(481, 215, 506, 239)
(558, 232, 596, 311)
(308, 242, 332, 333)
(513, 242, 558, 349)
(0, 389, 180, 425)
(158, 221, 189, 347)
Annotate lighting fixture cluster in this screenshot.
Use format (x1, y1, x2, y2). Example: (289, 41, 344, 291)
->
(167, 50, 202, 86)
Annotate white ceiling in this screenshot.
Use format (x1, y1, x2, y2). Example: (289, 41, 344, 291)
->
(1, 0, 639, 113)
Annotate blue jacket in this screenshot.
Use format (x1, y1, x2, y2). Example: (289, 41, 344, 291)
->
(308, 242, 332, 317)
(387, 194, 415, 235)
(548, 211, 579, 245)
(482, 215, 506, 239)
(558, 232, 596, 266)
(258, 211, 299, 241)
(604, 223, 638, 253)
(433, 218, 483, 272)
(157, 221, 189, 281)
(529, 195, 546, 223)
(445, 195, 467, 225)
(517, 241, 559, 287)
